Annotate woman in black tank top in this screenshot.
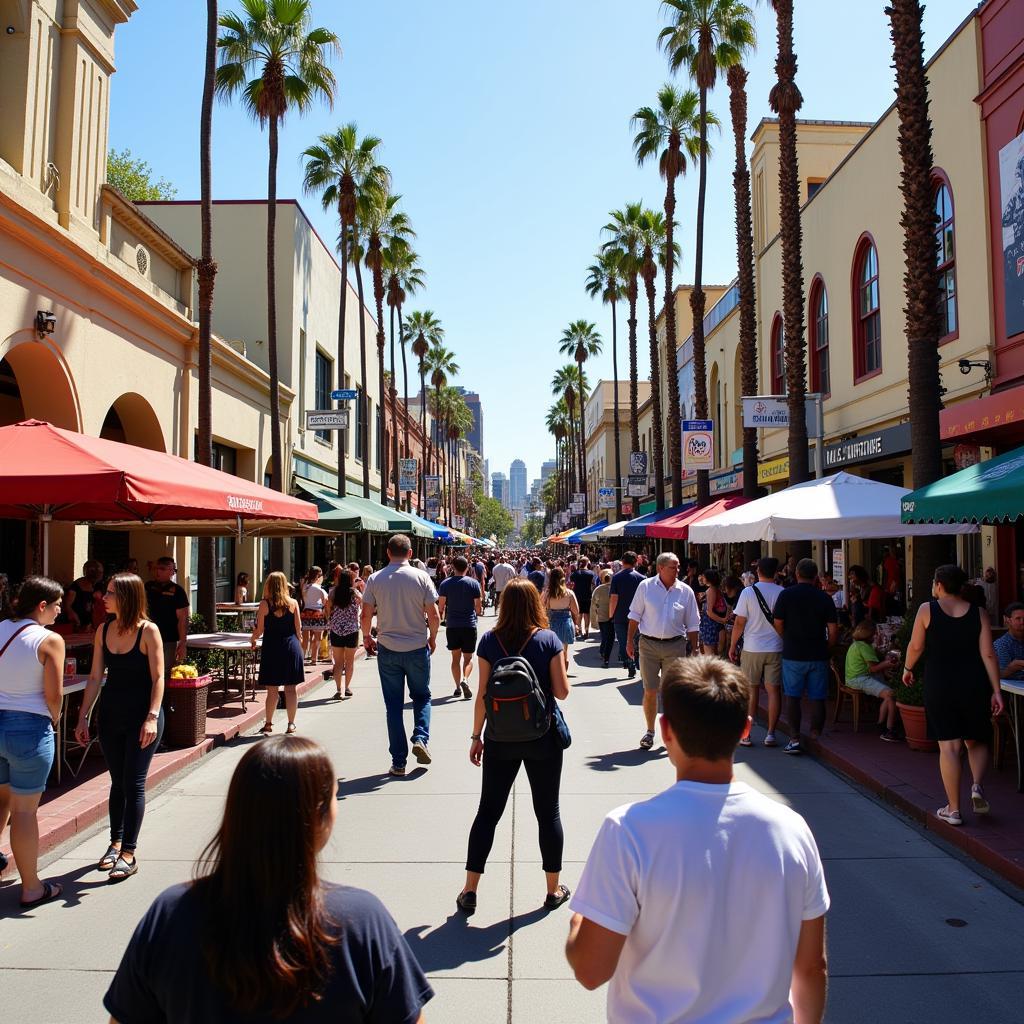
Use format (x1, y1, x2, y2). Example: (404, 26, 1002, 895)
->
(75, 573, 165, 881)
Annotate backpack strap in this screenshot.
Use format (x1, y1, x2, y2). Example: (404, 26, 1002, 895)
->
(751, 583, 775, 626)
(517, 628, 539, 657)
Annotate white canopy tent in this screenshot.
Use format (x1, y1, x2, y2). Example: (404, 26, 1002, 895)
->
(687, 472, 978, 543)
(597, 519, 628, 540)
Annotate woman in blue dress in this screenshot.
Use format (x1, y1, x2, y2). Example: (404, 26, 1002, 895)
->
(543, 567, 581, 675)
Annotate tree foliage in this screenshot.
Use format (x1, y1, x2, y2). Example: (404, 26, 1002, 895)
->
(475, 496, 514, 542)
(106, 147, 177, 201)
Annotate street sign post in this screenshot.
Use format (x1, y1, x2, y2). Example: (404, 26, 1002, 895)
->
(331, 389, 357, 401)
(628, 474, 647, 497)
(306, 409, 349, 430)
(682, 419, 715, 471)
(742, 395, 824, 478)
(598, 487, 615, 509)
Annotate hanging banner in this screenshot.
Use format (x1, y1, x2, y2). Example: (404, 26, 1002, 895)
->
(742, 396, 820, 434)
(570, 501, 584, 514)
(629, 451, 648, 475)
(682, 419, 715, 471)
(572, 492, 585, 504)
(425, 498, 440, 516)
(622, 500, 634, 516)
(452, 514, 466, 530)
(831, 547, 845, 584)
(425, 475, 440, 497)
(598, 487, 615, 509)
(628, 474, 647, 497)
(399, 458, 418, 492)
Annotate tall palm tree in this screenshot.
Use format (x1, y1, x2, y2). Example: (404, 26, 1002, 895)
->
(346, 227, 373, 497)
(551, 365, 589, 514)
(768, 0, 809, 488)
(632, 84, 709, 507)
(216, 0, 339, 545)
(404, 310, 443, 509)
(661, 0, 754, 508)
(425, 344, 459, 507)
(586, 250, 624, 521)
(558, 321, 603, 522)
(196, 0, 219, 629)
(302, 124, 388, 499)
(603, 203, 645, 452)
(546, 401, 572, 513)
(888, 0, 944, 606)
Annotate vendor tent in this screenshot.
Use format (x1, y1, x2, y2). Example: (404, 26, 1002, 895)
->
(647, 498, 748, 540)
(901, 445, 1024, 524)
(625, 504, 693, 538)
(295, 479, 433, 539)
(565, 519, 608, 544)
(688, 471, 978, 544)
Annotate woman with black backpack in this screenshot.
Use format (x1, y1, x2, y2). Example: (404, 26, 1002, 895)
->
(459, 577, 571, 914)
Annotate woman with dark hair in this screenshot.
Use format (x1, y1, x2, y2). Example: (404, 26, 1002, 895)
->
(326, 570, 362, 700)
(0, 575, 66, 906)
(300, 567, 329, 666)
(698, 569, 730, 656)
(903, 564, 1004, 825)
(848, 565, 884, 625)
(234, 571, 250, 606)
(104, 736, 433, 1022)
(543, 567, 580, 674)
(251, 572, 305, 736)
(75, 573, 164, 882)
(460, 577, 571, 914)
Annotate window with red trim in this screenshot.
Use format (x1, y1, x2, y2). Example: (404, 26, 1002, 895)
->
(934, 181, 956, 338)
(854, 241, 881, 378)
(771, 316, 786, 395)
(810, 281, 830, 396)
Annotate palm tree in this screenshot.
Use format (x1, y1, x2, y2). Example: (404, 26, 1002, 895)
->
(586, 250, 625, 521)
(767, 0, 809, 488)
(632, 84, 709, 507)
(558, 321, 603, 522)
(661, 0, 753, 507)
(302, 124, 388, 499)
(603, 203, 645, 452)
(196, 0, 219, 630)
(404, 310, 443, 509)
(551, 365, 590, 517)
(425, 344, 459, 511)
(385, 241, 424, 509)
(887, 0, 944, 606)
(546, 401, 572, 513)
(216, 0, 339, 539)
(346, 227, 373, 497)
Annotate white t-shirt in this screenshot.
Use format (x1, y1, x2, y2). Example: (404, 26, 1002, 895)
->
(302, 582, 328, 611)
(733, 582, 784, 653)
(490, 563, 515, 591)
(571, 780, 829, 1024)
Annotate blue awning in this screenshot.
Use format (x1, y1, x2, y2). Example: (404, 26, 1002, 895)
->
(622, 504, 694, 537)
(565, 519, 609, 544)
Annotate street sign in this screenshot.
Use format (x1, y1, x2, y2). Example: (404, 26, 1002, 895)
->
(598, 487, 615, 509)
(331, 389, 357, 401)
(572, 492, 585, 504)
(742, 395, 821, 434)
(425, 475, 440, 497)
(452, 514, 466, 530)
(683, 419, 714, 471)
(570, 502, 584, 515)
(628, 474, 647, 497)
(306, 409, 349, 430)
(399, 458, 418, 492)
(629, 451, 648, 475)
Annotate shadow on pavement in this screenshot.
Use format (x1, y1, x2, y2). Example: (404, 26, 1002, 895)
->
(586, 747, 668, 772)
(616, 680, 644, 706)
(336, 767, 427, 799)
(3, 862, 109, 916)
(403, 906, 549, 972)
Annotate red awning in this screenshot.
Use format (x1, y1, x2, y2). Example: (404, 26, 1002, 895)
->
(940, 384, 1024, 442)
(646, 497, 750, 540)
(0, 420, 317, 523)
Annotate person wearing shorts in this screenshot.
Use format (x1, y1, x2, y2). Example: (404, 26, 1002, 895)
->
(845, 620, 899, 741)
(772, 559, 839, 755)
(326, 571, 362, 700)
(438, 557, 483, 700)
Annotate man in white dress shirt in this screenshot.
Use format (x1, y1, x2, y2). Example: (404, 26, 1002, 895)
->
(625, 552, 701, 751)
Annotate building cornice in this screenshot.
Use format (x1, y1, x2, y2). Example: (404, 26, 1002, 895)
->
(101, 185, 196, 270)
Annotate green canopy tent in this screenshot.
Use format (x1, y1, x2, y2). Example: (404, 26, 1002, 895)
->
(295, 479, 433, 539)
(900, 445, 1024, 525)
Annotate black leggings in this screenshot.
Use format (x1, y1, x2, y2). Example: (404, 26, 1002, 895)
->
(466, 743, 564, 874)
(99, 710, 165, 853)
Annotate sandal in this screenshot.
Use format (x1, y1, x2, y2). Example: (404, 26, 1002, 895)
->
(971, 785, 991, 815)
(456, 890, 477, 913)
(286, 722, 297, 734)
(259, 722, 273, 735)
(544, 884, 571, 910)
(344, 688, 353, 698)
(936, 806, 963, 826)
(98, 844, 121, 871)
(108, 854, 138, 882)
(19, 880, 63, 908)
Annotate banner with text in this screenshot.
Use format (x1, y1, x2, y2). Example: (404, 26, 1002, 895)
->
(682, 419, 715, 471)
(425, 475, 440, 497)
(399, 458, 418, 492)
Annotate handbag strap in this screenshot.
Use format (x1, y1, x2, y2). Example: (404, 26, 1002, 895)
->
(0, 622, 34, 661)
(751, 583, 775, 626)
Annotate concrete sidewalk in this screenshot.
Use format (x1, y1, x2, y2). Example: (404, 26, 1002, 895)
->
(2, 624, 1024, 1022)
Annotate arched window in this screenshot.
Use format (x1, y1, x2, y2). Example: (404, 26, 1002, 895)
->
(934, 177, 957, 339)
(771, 315, 786, 395)
(809, 279, 830, 396)
(854, 237, 881, 380)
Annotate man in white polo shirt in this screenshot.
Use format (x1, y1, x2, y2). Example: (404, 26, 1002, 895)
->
(625, 552, 700, 752)
(489, 555, 516, 613)
(729, 556, 785, 748)
(566, 656, 829, 1024)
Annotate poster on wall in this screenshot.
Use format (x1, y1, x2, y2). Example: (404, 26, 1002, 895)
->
(999, 128, 1024, 338)
(399, 459, 418, 492)
(425, 475, 440, 497)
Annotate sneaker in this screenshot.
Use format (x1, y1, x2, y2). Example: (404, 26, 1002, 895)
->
(453, 687, 463, 698)
(460, 682, 472, 699)
(879, 729, 900, 743)
(936, 805, 963, 826)
(971, 785, 990, 815)
(411, 740, 432, 765)
(639, 731, 655, 750)
(763, 732, 778, 747)
(388, 765, 406, 777)
(783, 740, 802, 755)
(739, 736, 753, 747)
(627, 666, 636, 679)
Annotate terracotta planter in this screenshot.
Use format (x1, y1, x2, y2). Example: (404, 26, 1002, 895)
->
(896, 702, 937, 752)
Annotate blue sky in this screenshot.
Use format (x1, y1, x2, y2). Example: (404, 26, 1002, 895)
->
(111, 1, 974, 486)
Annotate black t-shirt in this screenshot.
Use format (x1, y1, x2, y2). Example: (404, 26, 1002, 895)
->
(104, 882, 433, 1024)
(438, 575, 481, 628)
(569, 570, 598, 603)
(66, 579, 100, 626)
(145, 579, 190, 642)
(772, 582, 838, 662)
(528, 570, 546, 592)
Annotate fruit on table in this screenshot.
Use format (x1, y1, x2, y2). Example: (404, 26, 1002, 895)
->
(170, 664, 200, 679)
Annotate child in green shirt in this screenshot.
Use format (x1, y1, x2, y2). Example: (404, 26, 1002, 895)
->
(844, 620, 899, 742)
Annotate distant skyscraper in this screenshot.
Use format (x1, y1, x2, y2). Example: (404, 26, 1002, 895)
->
(492, 472, 508, 508)
(541, 459, 556, 482)
(509, 459, 527, 510)
(483, 459, 490, 497)
(452, 387, 484, 459)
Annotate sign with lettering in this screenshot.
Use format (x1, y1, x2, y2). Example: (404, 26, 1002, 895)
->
(682, 419, 715, 471)
(628, 474, 648, 497)
(399, 458, 418, 492)
(598, 487, 616, 509)
(629, 451, 648, 475)
(823, 423, 911, 469)
(306, 409, 349, 430)
(331, 389, 357, 401)
(742, 396, 820, 434)
(425, 475, 440, 497)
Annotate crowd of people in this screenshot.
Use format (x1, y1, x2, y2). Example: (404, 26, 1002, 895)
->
(0, 534, 1013, 1022)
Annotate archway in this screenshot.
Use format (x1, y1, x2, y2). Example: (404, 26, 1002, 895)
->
(0, 340, 79, 429)
(99, 392, 166, 452)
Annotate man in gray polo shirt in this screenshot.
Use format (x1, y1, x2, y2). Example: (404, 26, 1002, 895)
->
(360, 534, 440, 776)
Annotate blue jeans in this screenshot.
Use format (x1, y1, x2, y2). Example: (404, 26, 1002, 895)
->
(613, 619, 635, 672)
(0, 709, 55, 795)
(377, 644, 432, 768)
(781, 659, 830, 700)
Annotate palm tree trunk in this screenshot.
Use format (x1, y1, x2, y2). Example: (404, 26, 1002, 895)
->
(644, 259, 666, 511)
(371, 252, 388, 505)
(611, 294, 623, 523)
(691, 88, 711, 509)
(627, 278, 640, 453)
(354, 256, 371, 499)
(389, 301, 399, 507)
(337, 222, 350, 499)
(196, 0, 217, 625)
(664, 171, 683, 509)
(578, 361, 587, 524)
(889, 0, 945, 606)
(266, 118, 284, 569)
(398, 307, 411, 510)
(771, 0, 810, 492)
(418, 363, 427, 511)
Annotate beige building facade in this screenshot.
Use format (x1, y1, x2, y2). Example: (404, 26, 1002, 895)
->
(583, 379, 650, 519)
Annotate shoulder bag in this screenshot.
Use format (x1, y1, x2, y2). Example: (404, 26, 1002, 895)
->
(751, 583, 776, 626)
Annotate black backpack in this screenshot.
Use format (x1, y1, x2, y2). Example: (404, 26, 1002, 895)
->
(485, 630, 551, 743)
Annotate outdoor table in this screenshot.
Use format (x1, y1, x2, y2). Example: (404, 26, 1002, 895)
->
(216, 602, 261, 629)
(1000, 679, 1024, 793)
(186, 633, 260, 711)
(55, 674, 104, 784)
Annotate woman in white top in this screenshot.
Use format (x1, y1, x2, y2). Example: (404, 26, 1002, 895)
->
(234, 572, 250, 606)
(0, 576, 66, 907)
(299, 566, 329, 665)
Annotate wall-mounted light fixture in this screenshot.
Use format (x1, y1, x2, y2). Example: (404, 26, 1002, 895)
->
(958, 357, 993, 392)
(35, 310, 56, 338)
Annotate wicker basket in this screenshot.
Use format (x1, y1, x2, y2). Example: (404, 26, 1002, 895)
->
(163, 674, 211, 749)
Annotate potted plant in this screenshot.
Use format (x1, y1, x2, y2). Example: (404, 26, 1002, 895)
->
(892, 612, 937, 752)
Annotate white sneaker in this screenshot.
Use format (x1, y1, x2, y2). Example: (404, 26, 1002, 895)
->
(763, 732, 777, 747)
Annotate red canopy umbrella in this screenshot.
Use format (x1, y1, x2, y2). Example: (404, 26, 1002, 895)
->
(0, 420, 317, 570)
(645, 497, 750, 541)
